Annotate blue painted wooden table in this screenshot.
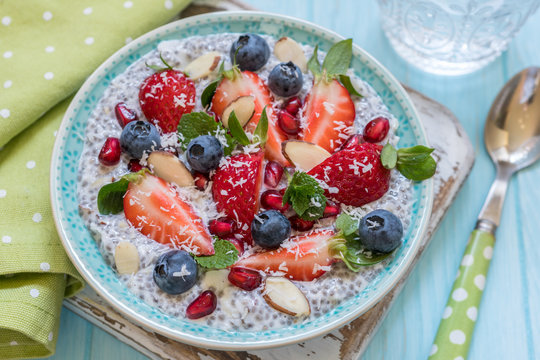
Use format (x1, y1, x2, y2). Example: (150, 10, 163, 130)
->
(47, 1, 540, 359)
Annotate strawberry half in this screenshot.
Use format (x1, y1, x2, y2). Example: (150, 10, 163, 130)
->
(210, 71, 289, 165)
(139, 69, 196, 133)
(212, 150, 264, 245)
(308, 142, 390, 207)
(234, 229, 337, 281)
(123, 173, 214, 255)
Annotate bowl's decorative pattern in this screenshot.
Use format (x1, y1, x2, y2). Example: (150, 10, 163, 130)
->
(51, 12, 433, 349)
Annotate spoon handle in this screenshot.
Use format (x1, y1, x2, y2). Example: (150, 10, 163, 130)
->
(428, 228, 495, 359)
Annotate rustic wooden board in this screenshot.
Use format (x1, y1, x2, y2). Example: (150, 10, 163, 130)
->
(63, 2, 475, 359)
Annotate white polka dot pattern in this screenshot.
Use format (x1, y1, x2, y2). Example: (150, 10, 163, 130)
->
(30, 288, 40, 298)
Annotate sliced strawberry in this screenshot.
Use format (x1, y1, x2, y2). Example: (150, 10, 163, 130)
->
(139, 69, 196, 133)
(211, 71, 289, 165)
(123, 174, 214, 255)
(212, 151, 264, 245)
(308, 142, 390, 207)
(299, 79, 355, 153)
(234, 229, 337, 281)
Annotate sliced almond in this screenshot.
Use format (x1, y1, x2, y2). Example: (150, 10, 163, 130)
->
(147, 151, 194, 187)
(114, 242, 140, 275)
(274, 37, 308, 73)
(263, 277, 311, 317)
(184, 51, 221, 80)
(282, 140, 331, 172)
(221, 96, 256, 129)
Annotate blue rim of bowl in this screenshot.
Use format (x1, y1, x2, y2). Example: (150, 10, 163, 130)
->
(50, 11, 433, 350)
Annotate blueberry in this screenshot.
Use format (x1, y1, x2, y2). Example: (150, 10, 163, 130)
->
(358, 209, 403, 253)
(268, 62, 303, 98)
(186, 135, 223, 173)
(120, 120, 161, 159)
(153, 250, 198, 295)
(251, 210, 291, 249)
(230, 34, 270, 72)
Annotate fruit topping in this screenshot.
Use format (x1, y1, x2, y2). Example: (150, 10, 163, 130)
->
(98, 137, 121, 166)
(228, 267, 262, 291)
(268, 62, 303, 98)
(186, 290, 217, 319)
(251, 210, 291, 249)
(153, 250, 198, 295)
(147, 150, 194, 187)
(308, 142, 390, 207)
(115, 102, 138, 128)
(339, 134, 363, 151)
(221, 95, 256, 129)
(263, 160, 284, 188)
(289, 215, 314, 232)
(277, 110, 301, 135)
(363, 117, 390, 143)
(184, 51, 221, 80)
(208, 218, 235, 237)
(212, 151, 264, 245)
(120, 120, 161, 159)
(139, 65, 196, 133)
(273, 37, 308, 73)
(227, 238, 244, 255)
(193, 172, 208, 190)
(127, 159, 144, 172)
(358, 209, 403, 253)
(260, 190, 289, 213)
(282, 140, 331, 172)
(114, 242, 140, 274)
(230, 33, 270, 71)
(322, 200, 340, 218)
(178, 112, 236, 156)
(186, 135, 224, 173)
(283, 96, 302, 116)
(123, 173, 214, 255)
(263, 277, 311, 316)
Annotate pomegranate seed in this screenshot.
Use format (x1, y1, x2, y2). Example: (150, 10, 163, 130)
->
(278, 110, 301, 135)
(208, 218, 235, 237)
(228, 267, 262, 291)
(260, 190, 289, 213)
(115, 102, 138, 128)
(227, 238, 244, 255)
(323, 201, 340, 218)
(98, 137, 121, 166)
(339, 134, 364, 151)
(128, 159, 143, 172)
(289, 215, 314, 231)
(193, 172, 208, 191)
(264, 161, 284, 188)
(186, 290, 217, 319)
(284, 96, 302, 116)
(363, 117, 390, 143)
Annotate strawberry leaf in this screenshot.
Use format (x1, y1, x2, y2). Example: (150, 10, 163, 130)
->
(381, 143, 398, 169)
(178, 111, 236, 155)
(145, 53, 173, 72)
(307, 45, 322, 76)
(193, 238, 238, 269)
(322, 39, 352, 77)
(396, 145, 437, 181)
(201, 79, 220, 109)
(97, 169, 149, 215)
(228, 111, 251, 146)
(253, 106, 269, 147)
(339, 75, 362, 97)
(283, 171, 327, 221)
(335, 213, 357, 236)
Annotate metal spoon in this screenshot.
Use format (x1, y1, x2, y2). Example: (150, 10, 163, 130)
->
(429, 67, 540, 360)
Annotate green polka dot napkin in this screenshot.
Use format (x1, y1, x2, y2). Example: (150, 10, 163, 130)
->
(0, 1, 191, 358)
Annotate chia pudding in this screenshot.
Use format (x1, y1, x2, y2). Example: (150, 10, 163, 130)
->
(77, 33, 415, 331)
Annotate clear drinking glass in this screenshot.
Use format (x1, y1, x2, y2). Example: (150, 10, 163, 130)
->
(377, 0, 540, 75)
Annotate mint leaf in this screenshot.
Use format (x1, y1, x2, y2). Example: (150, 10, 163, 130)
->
(381, 143, 398, 169)
(97, 179, 129, 215)
(253, 107, 268, 147)
(177, 111, 236, 155)
(307, 45, 322, 76)
(329, 232, 392, 272)
(335, 213, 357, 236)
(322, 39, 352, 77)
(283, 172, 327, 221)
(396, 145, 437, 181)
(228, 111, 250, 146)
(193, 238, 239, 269)
(201, 79, 219, 109)
(339, 75, 362, 97)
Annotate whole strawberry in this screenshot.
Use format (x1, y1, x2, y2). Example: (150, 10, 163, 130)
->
(139, 66, 196, 133)
(308, 142, 390, 207)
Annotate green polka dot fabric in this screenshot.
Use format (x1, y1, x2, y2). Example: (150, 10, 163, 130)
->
(429, 230, 495, 360)
(0, 0, 190, 358)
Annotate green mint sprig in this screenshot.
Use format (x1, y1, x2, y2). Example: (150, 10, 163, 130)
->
(282, 171, 327, 221)
(381, 144, 437, 181)
(193, 238, 239, 269)
(227, 107, 269, 148)
(177, 111, 236, 155)
(97, 169, 149, 215)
